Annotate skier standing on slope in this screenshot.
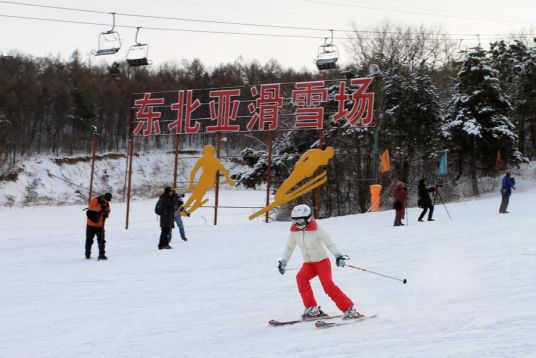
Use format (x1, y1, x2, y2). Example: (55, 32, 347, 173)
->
(499, 171, 516, 213)
(277, 204, 360, 320)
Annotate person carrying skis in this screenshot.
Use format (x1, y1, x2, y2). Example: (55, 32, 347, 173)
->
(277, 204, 360, 320)
(417, 178, 435, 222)
(85, 192, 112, 260)
(499, 171, 516, 213)
(393, 181, 407, 226)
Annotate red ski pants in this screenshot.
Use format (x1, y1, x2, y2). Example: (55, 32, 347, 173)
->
(296, 258, 353, 312)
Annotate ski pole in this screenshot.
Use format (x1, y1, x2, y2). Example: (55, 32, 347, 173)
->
(347, 264, 407, 284)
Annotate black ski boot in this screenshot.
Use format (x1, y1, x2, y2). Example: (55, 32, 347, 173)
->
(98, 255, 108, 261)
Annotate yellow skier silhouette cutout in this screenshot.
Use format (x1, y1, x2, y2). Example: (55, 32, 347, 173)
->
(249, 146, 334, 220)
(183, 145, 235, 215)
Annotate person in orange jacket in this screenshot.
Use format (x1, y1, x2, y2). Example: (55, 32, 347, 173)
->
(85, 192, 112, 260)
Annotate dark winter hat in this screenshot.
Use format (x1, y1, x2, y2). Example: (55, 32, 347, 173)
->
(164, 186, 172, 194)
(104, 192, 112, 201)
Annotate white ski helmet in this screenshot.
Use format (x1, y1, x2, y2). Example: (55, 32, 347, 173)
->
(291, 204, 312, 228)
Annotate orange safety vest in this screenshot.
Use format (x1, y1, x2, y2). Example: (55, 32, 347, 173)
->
(86, 196, 110, 228)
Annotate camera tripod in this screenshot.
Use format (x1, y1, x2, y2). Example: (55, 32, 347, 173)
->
(433, 185, 452, 221)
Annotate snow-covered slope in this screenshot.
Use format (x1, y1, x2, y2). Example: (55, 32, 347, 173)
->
(0, 182, 535, 357)
(0, 151, 243, 207)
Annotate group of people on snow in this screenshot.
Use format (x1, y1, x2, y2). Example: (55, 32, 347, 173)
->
(391, 178, 437, 226)
(392, 171, 516, 226)
(84, 186, 190, 259)
(82, 172, 515, 322)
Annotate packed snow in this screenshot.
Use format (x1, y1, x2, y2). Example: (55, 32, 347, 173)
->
(1, 182, 535, 357)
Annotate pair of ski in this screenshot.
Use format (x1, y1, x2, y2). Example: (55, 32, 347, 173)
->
(269, 313, 377, 329)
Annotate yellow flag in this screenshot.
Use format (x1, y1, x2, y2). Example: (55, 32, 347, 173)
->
(379, 149, 391, 173)
(495, 149, 502, 169)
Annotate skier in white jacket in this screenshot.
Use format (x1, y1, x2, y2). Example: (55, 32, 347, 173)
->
(278, 204, 360, 320)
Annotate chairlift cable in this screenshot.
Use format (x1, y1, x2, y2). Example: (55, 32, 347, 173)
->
(0, 13, 334, 39)
(2, 13, 534, 43)
(0, 0, 534, 38)
(302, 0, 534, 25)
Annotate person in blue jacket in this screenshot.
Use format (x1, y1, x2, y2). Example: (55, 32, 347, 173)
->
(499, 171, 516, 214)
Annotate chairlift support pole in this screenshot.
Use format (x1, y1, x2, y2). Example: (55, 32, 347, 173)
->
(125, 109, 135, 230)
(88, 128, 98, 205)
(135, 27, 142, 45)
(265, 130, 273, 223)
(108, 12, 116, 33)
(214, 132, 221, 225)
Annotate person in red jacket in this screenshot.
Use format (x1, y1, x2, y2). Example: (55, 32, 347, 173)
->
(277, 204, 361, 320)
(393, 181, 408, 226)
(85, 192, 112, 260)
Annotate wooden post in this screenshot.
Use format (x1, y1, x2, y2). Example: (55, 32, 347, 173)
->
(314, 129, 324, 218)
(173, 132, 180, 189)
(122, 138, 131, 203)
(125, 109, 135, 230)
(214, 132, 221, 225)
(265, 130, 273, 223)
(88, 129, 98, 205)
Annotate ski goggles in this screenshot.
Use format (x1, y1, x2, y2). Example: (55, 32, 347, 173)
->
(291, 217, 308, 226)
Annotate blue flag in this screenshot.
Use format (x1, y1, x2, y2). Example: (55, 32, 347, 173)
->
(437, 152, 448, 176)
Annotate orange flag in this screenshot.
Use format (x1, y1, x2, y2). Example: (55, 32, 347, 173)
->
(379, 149, 391, 173)
(495, 149, 502, 169)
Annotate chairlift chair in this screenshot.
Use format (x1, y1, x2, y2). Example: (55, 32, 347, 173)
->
(126, 27, 151, 67)
(91, 13, 121, 56)
(314, 30, 339, 71)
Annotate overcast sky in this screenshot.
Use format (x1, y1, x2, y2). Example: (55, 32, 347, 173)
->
(1, 0, 535, 71)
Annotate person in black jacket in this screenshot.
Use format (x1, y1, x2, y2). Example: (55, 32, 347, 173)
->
(417, 178, 436, 222)
(157, 186, 176, 250)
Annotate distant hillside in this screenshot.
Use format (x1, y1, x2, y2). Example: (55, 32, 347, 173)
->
(0, 150, 244, 207)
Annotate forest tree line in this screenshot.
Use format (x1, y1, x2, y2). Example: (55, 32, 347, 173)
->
(1, 23, 535, 213)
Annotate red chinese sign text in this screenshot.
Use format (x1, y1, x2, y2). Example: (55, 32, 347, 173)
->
(132, 78, 375, 136)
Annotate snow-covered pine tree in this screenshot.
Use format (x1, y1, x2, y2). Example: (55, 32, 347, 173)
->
(380, 67, 443, 182)
(512, 43, 536, 158)
(443, 46, 522, 195)
(490, 40, 536, 157)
